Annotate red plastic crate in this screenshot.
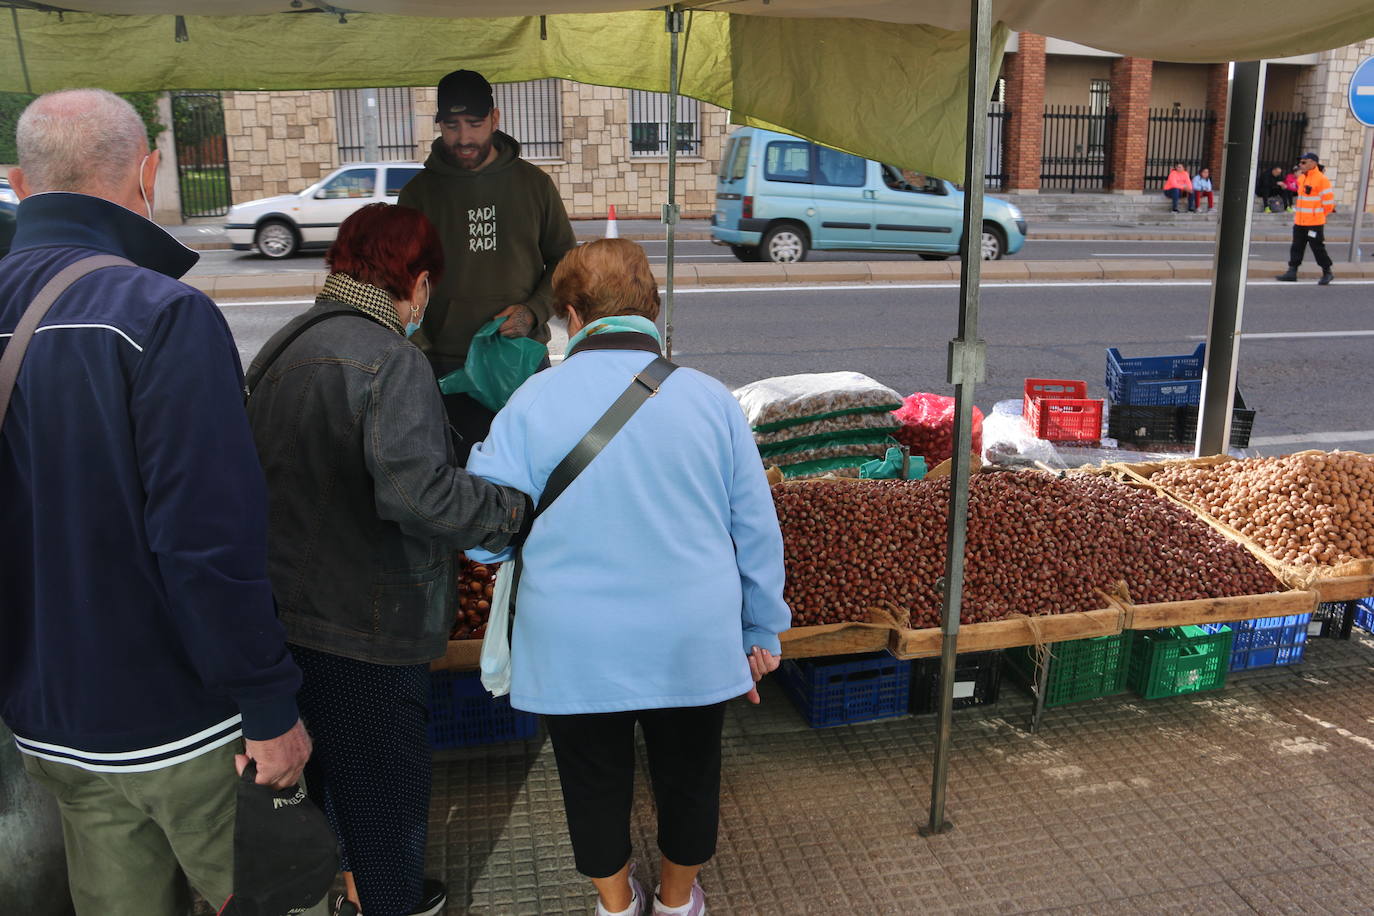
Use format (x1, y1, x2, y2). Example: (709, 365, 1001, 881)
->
(1024, 378, 1104, 442)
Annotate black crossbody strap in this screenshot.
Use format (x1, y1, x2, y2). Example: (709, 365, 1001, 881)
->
(507, 355, 676, 639)
(244, 308, 384, 398)
(0, 255, 133, 436)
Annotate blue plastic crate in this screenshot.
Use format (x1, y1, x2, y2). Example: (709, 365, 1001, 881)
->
(1357, 598, 1374, 634)
(428, 670, 539, 749)
(1105, 342, 1206, 406)
(778, 652, 911, 728)
(1200, 614, 1311, 671)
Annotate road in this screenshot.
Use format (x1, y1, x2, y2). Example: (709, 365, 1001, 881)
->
(220, 278, 1374, 456)
(187, 236, 1306, 276)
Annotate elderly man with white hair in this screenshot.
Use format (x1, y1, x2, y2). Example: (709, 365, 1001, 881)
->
(0, 89, 313, 915)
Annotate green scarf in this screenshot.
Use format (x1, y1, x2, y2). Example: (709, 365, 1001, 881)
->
(565, 315, 662, 355)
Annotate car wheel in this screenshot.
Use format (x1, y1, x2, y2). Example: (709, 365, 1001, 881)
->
(255, 220, 299, 259)
(730, 245, 761, 262)
(918, 253, 950, 261)
(980, 223, 1005, 261)
(761, 224, 808, 263)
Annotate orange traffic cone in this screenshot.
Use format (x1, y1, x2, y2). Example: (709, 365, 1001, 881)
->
(605, 204, 620, 239)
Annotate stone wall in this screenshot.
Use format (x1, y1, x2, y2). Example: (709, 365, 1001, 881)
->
(1295, 39, 1374, 212)
(223, 90, 336, 204)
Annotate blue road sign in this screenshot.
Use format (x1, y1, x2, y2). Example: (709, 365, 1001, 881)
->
(1352, 57, 1374, 128)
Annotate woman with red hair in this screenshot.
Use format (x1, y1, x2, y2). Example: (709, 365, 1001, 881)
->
(245, 203, 533, 916)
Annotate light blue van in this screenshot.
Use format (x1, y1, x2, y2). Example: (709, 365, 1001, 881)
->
(711, 127, 1026, 263)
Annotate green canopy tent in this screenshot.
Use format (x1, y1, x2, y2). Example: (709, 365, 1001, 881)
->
(4, 0, 1373, 840)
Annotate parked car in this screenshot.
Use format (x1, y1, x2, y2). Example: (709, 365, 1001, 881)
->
(225, 162, 423, 259)
(0, 179, 17, 259)
(710, 127, 1026, 263)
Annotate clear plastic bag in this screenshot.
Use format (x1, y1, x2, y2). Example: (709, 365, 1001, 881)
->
(733, 372, 902, 432)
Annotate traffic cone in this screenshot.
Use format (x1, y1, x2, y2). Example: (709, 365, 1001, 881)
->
(605, 204, 619, 239)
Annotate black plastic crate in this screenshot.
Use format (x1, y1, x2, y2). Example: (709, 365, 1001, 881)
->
(1311, 601, 1355, 639)
(910, 651, 1002, 714)
(1107, 391, 1253, 449)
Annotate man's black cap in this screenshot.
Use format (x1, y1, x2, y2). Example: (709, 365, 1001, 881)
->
(220, 763, 338, 916)
(436, 70, 494, 122)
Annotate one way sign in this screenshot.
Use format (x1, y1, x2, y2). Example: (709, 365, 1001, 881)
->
(1352, 57, 1374, 127)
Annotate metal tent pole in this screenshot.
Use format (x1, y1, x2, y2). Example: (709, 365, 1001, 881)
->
(1346, 130, 1372, 263)
(662, 5, 684, 360)
(1196, 61, 1266, 457)
(920, 0, 990, 838)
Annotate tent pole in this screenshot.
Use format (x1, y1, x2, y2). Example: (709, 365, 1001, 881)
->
(11, 7, 34, 95)
(662, 5, 684, 360)
(921, 0, 990, 838)
(1196, 61, 1266, 457)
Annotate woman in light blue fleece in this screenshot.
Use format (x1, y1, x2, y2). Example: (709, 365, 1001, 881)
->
(466, 238, 790, 916)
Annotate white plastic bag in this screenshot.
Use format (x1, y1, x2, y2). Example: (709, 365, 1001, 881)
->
(479, 562, 516, 697)
(733, 372, 902, 431)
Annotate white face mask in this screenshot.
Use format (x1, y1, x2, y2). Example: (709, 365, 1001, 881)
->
(138, 153, 153, 220)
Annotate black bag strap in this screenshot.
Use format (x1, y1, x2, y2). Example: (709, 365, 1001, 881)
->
(0, 255, 134, 436)
(244, 308, 384, 398)
(507, 355, 677, 639)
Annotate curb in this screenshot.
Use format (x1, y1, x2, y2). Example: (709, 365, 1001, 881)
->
(179, 230, 716, 252)
(200, 259, 1374, 300)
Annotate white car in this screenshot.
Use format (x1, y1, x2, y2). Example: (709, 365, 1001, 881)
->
(225, 161, 424, 259)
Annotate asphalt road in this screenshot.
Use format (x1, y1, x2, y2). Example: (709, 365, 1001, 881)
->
(221, 277, 1374, 456)
(187, 236, 1308, 275)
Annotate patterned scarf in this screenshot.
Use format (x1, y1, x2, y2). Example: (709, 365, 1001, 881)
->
(317, 272, 404, 336)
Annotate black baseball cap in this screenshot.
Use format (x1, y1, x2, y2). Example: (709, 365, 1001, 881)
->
(436, 69, 494, 122)
(220, 763, 339, 916)
(1300, 152, 1320, 163)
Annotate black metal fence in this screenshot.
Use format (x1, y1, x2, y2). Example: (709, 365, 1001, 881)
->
(628, 90, 702, 157)
(492, 79, 564, 160)
(986, 103, 1010, 190)
(1040, 105, 1116, 191)
(170, 92, 232, 219)
(336, 88, 416, 162)
(1257, 111, 1308, 177)
(1144, 108, 1217, 190)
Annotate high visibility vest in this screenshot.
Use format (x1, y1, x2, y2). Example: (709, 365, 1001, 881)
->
(1294, 169, 1335, 227)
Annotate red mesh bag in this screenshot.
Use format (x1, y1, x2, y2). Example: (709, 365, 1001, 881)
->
(892, 392, 984, 465)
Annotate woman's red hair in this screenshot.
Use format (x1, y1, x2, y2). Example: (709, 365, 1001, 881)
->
(326, 203, 445, 299)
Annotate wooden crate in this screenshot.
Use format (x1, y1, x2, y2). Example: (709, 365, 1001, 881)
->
(1123, 589, 1319, 630)
(888, 607, 1125, 659)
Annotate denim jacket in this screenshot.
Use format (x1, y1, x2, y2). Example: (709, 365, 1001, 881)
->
(246, 299, 530, 665)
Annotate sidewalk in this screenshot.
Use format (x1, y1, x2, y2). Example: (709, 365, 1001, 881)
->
(430, 630, 1374, 913)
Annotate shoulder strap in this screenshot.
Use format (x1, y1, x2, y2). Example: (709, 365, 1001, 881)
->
(0, 255, 134, 436)
(506, 355, 677, 638)
(244, 308, 385, 398)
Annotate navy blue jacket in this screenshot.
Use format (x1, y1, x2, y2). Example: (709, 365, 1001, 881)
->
(0, 193, 300, 770)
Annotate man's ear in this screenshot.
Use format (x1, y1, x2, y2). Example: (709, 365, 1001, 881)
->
(9, 166, 31, 200)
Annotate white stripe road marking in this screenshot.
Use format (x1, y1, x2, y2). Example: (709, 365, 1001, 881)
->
(1252, 430, 1374, 447)
(1188, 330, 1374, 340)
(13, 714, 244, 760)
(214, 278, 1374, 307)
(1090, 253, 1212, 257)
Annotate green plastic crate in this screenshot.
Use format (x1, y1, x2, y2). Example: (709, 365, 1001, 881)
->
(1127, 625, 1234, 700)
(1007, 633, 1129, 708)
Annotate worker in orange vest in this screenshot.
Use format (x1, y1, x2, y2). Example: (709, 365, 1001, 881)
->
(1276, 151, 1336, 286)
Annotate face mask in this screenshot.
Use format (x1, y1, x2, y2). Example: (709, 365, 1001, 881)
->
(138, 153, 153, 220)
(404, 278, 428, 338)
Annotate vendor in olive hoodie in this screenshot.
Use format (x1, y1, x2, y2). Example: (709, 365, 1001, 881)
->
(399, 71, 576, 429)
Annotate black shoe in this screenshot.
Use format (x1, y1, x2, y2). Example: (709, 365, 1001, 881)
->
(1318, 270, 1334, 286)
(331, 894, 360, 916)
(407, 879, 448, 916)
(1275, 269, 1298, 282)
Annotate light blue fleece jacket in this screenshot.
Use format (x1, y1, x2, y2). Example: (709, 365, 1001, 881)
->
(466, 339, 791, 715)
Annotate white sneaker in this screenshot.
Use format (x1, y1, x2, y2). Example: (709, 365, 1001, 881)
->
(653, 879, 706, 916)
(596, 863, 646, 916)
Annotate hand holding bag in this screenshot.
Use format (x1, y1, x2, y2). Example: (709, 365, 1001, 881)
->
(480, 355, 676, 697)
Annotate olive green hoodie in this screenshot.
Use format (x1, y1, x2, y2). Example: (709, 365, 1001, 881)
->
(399, 132, 576, 372)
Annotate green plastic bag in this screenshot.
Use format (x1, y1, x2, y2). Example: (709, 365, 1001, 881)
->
(859, 447, 927, 480)
(437, 317, 547, 412)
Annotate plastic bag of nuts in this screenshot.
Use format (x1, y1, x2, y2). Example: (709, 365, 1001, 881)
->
(451, 556, 499, 639)
(734, 372, 902, 432)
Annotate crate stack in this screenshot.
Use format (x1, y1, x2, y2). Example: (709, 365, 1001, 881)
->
(1105, 343, 1255, 449)
(778, 651, 1003, 728)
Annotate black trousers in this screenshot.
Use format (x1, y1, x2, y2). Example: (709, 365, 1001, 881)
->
(544, 703, 727, 878)
(1289, 224, 1333, 271)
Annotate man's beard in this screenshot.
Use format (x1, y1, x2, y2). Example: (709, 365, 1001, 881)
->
(445, 139, 493, 168)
